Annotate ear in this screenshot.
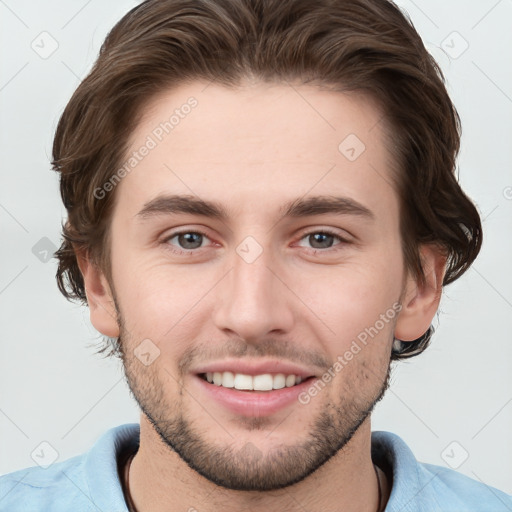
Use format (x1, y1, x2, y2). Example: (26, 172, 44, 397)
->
(394, 244, 447, 342)
(76, 250, 120, 338)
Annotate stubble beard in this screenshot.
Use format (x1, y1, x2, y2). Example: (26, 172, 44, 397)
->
(118, 324, 393, 491)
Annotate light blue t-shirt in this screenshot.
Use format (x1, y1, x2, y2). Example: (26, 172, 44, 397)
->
(1, 423, 511, 511)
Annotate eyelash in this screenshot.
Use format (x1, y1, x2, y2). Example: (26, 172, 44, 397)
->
(161, 228, 350, 256)
(296, 229, 350, 253)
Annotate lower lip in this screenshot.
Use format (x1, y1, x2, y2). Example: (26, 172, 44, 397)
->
(193, 374, 318, 417)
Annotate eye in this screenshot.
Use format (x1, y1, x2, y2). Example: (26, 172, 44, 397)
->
(163, 230, 210, 252)
(161, 228, 350, 256)
(296, 230, 348, 250)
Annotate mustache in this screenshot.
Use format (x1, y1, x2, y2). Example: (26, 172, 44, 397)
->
(177, 337, 330, 375)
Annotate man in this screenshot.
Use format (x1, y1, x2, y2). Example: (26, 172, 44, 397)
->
(1, 0, 510, 510)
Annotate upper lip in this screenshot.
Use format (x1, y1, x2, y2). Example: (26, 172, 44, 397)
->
(193, 359, 318, 379)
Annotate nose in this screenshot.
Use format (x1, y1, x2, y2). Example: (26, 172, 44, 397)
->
(212, 243, 295, 342)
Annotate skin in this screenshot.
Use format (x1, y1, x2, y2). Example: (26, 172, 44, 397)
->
(79, 80, 446, 512)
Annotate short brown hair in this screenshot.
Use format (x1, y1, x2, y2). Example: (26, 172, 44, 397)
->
(52, 0, 482, 360)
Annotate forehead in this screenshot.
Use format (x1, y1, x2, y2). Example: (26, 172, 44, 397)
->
(115, 80, 398, 223)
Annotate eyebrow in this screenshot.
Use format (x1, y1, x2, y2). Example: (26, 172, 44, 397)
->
(136, 194, 375, 222)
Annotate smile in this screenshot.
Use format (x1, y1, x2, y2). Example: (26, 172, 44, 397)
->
(199, 371, 307, 391)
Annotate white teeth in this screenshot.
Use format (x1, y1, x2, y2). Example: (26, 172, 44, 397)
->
(234, 373, 253, 390)
(253, 374, 273, 391)
(273, 374, 286, 389)
(221, 371, 235, 388)
(203, 372, 306, 390)
(285, 374, 296, 387)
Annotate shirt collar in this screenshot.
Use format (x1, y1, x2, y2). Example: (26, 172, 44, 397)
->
(84, 424, 450, 512)
(85, 423, 140, 511)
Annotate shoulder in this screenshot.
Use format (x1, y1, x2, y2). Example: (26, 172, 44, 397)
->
(0, 454, 91, 512)
(0, 423, 139, 512)
(371, 430, 512, 512)
(421, 460, 512, 509)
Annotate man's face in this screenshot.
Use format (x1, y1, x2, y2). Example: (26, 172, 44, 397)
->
(106, 81, 405, 491)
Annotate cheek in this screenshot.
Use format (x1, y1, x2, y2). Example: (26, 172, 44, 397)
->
(295, 256, 402, 340)
(114, 257, 212, 344)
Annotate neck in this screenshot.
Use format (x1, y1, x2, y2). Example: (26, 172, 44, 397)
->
(128, 415, 388, 512)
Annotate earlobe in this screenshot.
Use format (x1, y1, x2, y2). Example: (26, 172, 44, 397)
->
(394, 244, 447, 342)
(76, 251, 120, 338)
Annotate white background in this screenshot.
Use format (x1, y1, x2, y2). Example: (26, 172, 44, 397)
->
(1, 0, 511, 496)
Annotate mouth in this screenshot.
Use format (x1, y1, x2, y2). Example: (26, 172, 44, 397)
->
(193, 369, 319, 417)
(191, 359, 321, 416)
(197, 371, 316, 392)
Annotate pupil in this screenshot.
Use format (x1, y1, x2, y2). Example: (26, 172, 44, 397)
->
(310, 233, 333, 249)
(179, 233, 202, 249)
